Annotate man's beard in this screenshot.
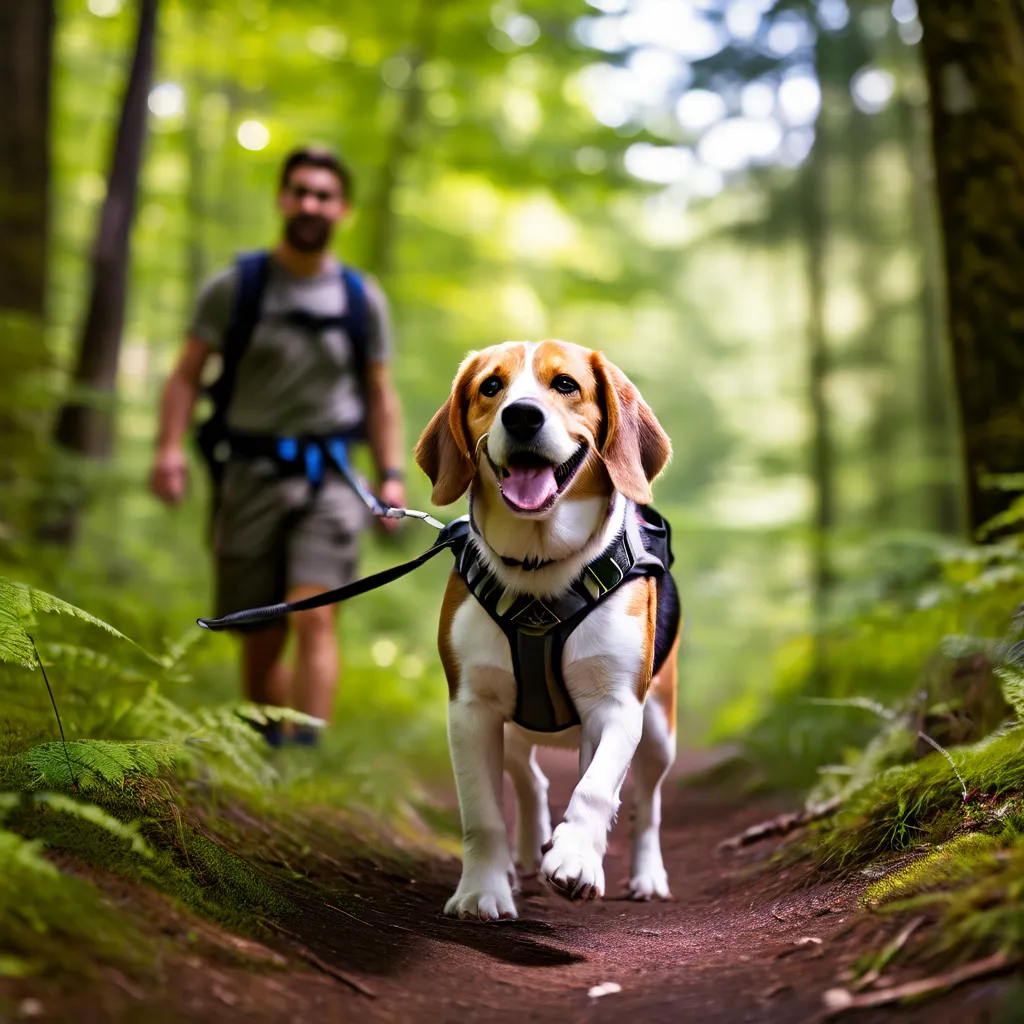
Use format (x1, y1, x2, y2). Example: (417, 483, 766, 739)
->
(285, 213, 332, 253)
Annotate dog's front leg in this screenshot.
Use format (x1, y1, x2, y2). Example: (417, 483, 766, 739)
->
(445, 695, 518, 921)
(541, 699, 643, 900)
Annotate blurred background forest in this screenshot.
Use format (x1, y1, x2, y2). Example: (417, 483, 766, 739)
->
(16, 0, 1024, 1000)
(1, 0, 961, 770)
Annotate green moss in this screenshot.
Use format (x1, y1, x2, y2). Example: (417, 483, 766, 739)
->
(862, 832, 1004, 907)
(812, 729, 1024, 872)
(0, 826, 152, 979)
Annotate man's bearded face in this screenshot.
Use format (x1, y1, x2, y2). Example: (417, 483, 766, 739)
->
(278, 165, 347, 254)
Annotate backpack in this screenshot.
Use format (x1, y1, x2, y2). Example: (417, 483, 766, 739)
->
(194, 250, 371, 491)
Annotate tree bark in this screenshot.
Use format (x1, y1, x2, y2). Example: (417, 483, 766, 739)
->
(804, 6, 837, 692)
(0, 0, 54, 320)
(918, 1, 1024, 538)
(898, 93, 963, 535)
(364, 0, 438, 277)
(54, 0, 159, 461)
(803, 130, 833, 692)
(0, 1, 55, 547)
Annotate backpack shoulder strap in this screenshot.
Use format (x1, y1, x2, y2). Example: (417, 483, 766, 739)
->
(340, 266, 371, 393)
(209, 251, 270, 414)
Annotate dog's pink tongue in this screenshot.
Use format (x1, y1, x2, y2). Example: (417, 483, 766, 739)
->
(502, 464, 557, 510)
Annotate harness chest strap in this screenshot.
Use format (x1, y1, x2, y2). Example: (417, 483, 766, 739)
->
(452, 501, 671, 733)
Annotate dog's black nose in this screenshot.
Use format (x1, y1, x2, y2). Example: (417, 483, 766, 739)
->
(501, 400, 545, 442)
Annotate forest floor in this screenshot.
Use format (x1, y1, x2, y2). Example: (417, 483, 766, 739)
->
(1, 748, 1019, 1024)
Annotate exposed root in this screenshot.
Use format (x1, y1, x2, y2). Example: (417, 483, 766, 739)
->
(718, 796, 843, 853)
(821, 952, 1018, 1017)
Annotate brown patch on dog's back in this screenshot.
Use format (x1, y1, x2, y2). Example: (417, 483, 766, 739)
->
(625, 577, 657, 701)
(438, 572, 470, 699)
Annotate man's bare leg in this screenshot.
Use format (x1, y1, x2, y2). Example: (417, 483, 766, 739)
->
(242, 622, 291, 704)
(241, 622, 291, 744)
(288, 584, 340, 730)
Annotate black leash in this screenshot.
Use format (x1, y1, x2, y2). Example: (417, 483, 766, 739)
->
(197, 516, 468, 632)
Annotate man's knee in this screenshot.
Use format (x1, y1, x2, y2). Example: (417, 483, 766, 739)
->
(287, 587, 337, 642)
(241, 621, 288, 663)
(294, 607, 335, 638)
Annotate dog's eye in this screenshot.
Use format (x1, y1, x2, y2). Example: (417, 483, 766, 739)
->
(551, 374, 580, 395)
(480, 375, 504, 398)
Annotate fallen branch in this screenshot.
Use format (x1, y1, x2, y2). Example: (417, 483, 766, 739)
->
(718, 796, 842, 852)
(822, 952, 1018, 1017)
(325, 902, 375, 929)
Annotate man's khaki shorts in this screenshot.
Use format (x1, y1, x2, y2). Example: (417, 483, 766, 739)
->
(213, 460, 368, 629)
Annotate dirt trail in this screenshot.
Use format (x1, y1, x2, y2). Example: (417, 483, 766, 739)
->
(3, 750, 1009, 1023)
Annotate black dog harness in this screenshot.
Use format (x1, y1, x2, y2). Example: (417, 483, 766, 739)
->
(451, 501, 676, 732)
(198, 501, 678, 733)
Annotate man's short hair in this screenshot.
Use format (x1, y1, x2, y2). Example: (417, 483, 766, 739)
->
(279, 146, 353, 202)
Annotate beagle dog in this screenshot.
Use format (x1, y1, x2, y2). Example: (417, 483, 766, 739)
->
(414, 340, 679, 921)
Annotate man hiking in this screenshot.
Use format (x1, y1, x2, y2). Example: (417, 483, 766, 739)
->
(149, 146, 406, 747)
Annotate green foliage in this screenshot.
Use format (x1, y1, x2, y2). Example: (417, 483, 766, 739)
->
(739, 535, 1018, 794)
(0, 567, 449, 987)
(20, 738, 179, 791)
(0, 810, 152, 979)
(728, 526, 1024, 971)
(0, 574, 139, 668)
(996, 661, 1024, 722)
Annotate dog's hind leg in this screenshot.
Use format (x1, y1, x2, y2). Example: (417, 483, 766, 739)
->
(504, 726, 551, 878)
(628, 639, 678, 900)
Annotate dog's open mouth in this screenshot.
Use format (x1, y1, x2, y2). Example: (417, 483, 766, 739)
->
(490, 442, 589, 514)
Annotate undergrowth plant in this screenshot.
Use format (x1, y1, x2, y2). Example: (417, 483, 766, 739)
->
(0, 574, 446, 980)
(746, 527, 1024, 972)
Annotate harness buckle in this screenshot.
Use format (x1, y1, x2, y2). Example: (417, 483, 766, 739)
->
(511, 599, 561, 636)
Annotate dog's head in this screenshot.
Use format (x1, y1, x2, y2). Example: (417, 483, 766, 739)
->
(414, 340, 671, 515)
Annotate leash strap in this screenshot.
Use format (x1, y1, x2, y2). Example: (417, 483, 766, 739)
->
(197, 517, 469, 632)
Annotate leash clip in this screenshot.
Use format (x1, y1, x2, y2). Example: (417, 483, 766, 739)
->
(380, 507, 445, 531)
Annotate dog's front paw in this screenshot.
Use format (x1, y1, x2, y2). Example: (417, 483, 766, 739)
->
(444, 867, 518, 921)
(540, 824, 605, 901)
(628, 866, 671, 901)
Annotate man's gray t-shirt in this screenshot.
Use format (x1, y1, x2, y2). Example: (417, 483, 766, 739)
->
(190, 255, 393, 436)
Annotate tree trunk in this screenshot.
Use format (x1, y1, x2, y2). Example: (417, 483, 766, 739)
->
(0, 0, 54, 320)
(0, 0, 55, 548)
(364, 0, 438, 277)
(803, 130, 834, 692)
(54, 0, 158, 462)
(898, 93, 963, 535)
(804, 6, 837, 692)
(37, 0, 158, 546)
(918, 1, 1024, 538)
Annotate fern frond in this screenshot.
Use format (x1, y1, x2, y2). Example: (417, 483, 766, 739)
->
(940, 634, 1006, 660)
(37, 642, 154, 684)
(995, 665, 1024, 722)
(0, 576, 160, 668)
(20, 740, 180, 792)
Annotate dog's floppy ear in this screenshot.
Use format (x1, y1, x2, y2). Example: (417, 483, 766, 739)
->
(414, 354, 481, 506)
(590, 351, 671, 505)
